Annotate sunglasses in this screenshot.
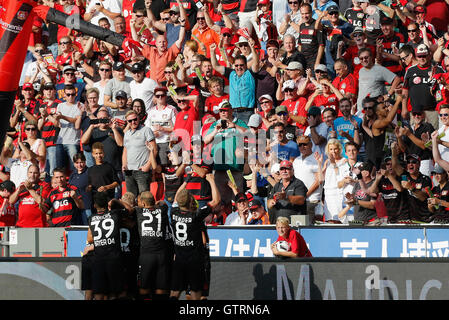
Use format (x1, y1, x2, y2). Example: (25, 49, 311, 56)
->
(178, 100, 187, 103)
(25, 127, 37, 131)
(35, 50, 44, 54)
(329, 11, 339, 15)
(298, 143, 309, 147)
(288, 1, 299, 4)
(99, 68, 111, 71)
(353, 33, 363, 37)
(408, 28, 418, 33)
(277, 112, 288, 116)
(59, 41, 70, 45)
(407, 159, 419, 164)
(359, 56, 370, 60)
(162, 17, 170, 21)
(65, 72, 75, 76)
(197, 17, 206, 20)
(416, 55, 428, 58)
(280, 167, 291, 171)
(223, 33, 232, 37)
(400, 55, 409, 62)
(135, 14, 144, 17)
(65, 93, 76, 96)
(284, 88, 295, 92)
(234, 64, 245, 67)
(155, 94, 166, 98)
(164, 71, 172, 74)
(127, 117, 139, 123)
(439, 113, 449, 117)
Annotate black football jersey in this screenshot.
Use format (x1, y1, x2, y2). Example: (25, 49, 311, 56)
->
(136, 203, 171, 253)
(89, 209, 123, 257)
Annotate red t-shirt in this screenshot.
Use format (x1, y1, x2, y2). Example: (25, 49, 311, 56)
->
(173, 104, 199, 146)
(280, 97, 308, 134)
(332, 73, 357, 98)
(0, 197, 16, 227)
(204, 94, 229, 119)
(276, 228, 312, 257)
(54, 4, 80, 42)
(16, 182, 51, 228)
(311, 94, 341, 116)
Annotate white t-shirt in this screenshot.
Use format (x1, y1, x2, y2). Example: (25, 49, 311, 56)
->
(56, 102, 82, 145)
(130, 77, 158, 113)
(292, 153, 322, 202)
(85, 0, 122, 31)
(224, 211, 251, 225)
(93, 80, 108, 105)
(145, 105, 178, 144)
(438, 125, 449, 162)
(7, 159, 33, 188)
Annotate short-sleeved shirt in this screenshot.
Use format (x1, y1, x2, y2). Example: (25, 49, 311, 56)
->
(44, 184, 82, 227)
(56, 102, 81, 145)
(142, 44, 181, 83)
(123, 125, 155, 170)
(276, 228, 312, 257)
(104, 77, 132, 103)
(269, 177, 308, 218)
(16, 181, 51, 228)
(353, 179, 376, 222)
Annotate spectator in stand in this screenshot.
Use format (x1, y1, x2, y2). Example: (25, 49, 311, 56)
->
(305, 77, 344, 116)
(278, 0, 302, 41)
(10, 83, 40, 138)
(103, 61, 132, 110)
(356, 47, 401, 116)
(292, 135, 323, 224)
(268, 122, 300, 163)
(344, 0, 368, 30)
(0, 181, 16, 227)
(69, 153, 92, 225)
(405, 22, 433, 51)
(332, 58, 357, 104)
(122, 110, 157, 197)
(191, 9, 220, 58)
(1, 140, 35, 189)
(399, 45, 418, 73)
(334, 98, 362, 154)
(54, 84, 83, 172)
(22, 121, 46, 175)
(224, 192, 252, 226)
(204, 77, 229, 119)
(140, 20, 186, 83)
(129, 62, 158, 114)
(84, 0, 122, 30)
(271, 216, 312, 258)
(435, 105, 449, 162)
(298, 3, 325, 70)
(10, 164, 52, 228)
(89, 61, 112, 106)
(132, 99, 148, 124)
(55, 65, 86, 103)
(248, 199, 270, 225)
(267, 160, 308, 222)
(427, 165, 449, 222)
(304, 106, 328, 156)
(375, 16, 405, 75)
(278, 35, 307, 72)
(43, 167, 84, 227)
(402, 44, 444, 130)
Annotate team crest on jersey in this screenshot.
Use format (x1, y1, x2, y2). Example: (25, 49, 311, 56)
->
(354, 57, 360, 65)
(357, 13, 364, 18)
(416, 183, 422, 189)
(309, 29, 314, 35)
(184, 114, 189, 120)
(442, 190, 448, 196)
(413, 77, 421, 84)
(17, 11, 29, 20)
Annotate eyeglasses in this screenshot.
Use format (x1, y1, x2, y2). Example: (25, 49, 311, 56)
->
(260, 101, 271, 105)
(400, 55, 410, 62)
(25, 127, 37, 131)
(155, 94, 166, 98)
(315, 70, 326, 73)
(277, 112, 288, 116)
(288, 1, 299, 4)
(408, 28, 418, 33)
(234, 64, 245, 67)
(65, 93, 76, 97)
(162, 17, 170, 21)
(164, 71, 172, 74)
(197, 17, 206, 21)
(284, 88, 295, 92)
(280, 167, 291, 171)
(35, 50, 44, 54)
(127, 118, 139, 123)
(99, 68, 111, 71)
(353, 33, 363, 38)
(178, 100, 187, 103)
(359, 55, 370, 61)
(135, 14, 144, 17)
(416, 55, 428, 58)
(439, 113, 449, 117)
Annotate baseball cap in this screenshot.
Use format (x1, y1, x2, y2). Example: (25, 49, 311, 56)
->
(380, 16, 394, 25)
(248, 114, 262, 128)
(236, 36, 249, 46)
(0, 180, 15, 193)
(279, 160, 293, 170)
(115, 90, 127, 99)
(327, 5, 339, 13)
(113, 61, 125, 70)
(314, 64, 327, 73)
(221, 27, 233, 35)
(218, 100, 231, 110)
(258, 0, 270, 5)
(359, 161, 373, 172)
(22, 82, 33, 90)
(275, 105, 288, 114)
(234, 192, 249, 203)
(415, 44, 429, 57)
(414, 4, 426, 13)
(307, 106, 322, 117)
(351, 27, 365, 36)
(282, 79, 296, 91)
(131, 62, 144, 73)
(406, 154, 421, 162)
(249, 199, 263, 210)
(432, 165, 446, 175)
(286, 61, 303, 70)
(258, 94, 273, 102)
(63, 65, 75, 73)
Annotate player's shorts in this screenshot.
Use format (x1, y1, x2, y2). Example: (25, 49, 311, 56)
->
(91, 254, 125, 295)
(138, 250, 172, 291)
(170, 255, 205, 293)
(81, 252, 94, 291)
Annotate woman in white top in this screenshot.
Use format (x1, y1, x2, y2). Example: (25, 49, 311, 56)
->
(19, 121, 46, 174)
(322, 139, 349, 222)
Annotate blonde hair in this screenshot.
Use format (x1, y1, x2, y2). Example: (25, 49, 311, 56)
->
(325, 138, 343, 157)
(276, 216, 290, 226)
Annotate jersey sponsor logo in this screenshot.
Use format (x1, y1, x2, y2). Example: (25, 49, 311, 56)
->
(53, 199, 70, 210)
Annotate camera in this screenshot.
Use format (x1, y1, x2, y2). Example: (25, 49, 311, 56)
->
(90, 118, 99, 125)
(221, 119, 227, 129)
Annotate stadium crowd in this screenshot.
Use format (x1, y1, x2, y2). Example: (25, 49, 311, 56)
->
(1, 0, 449, 299)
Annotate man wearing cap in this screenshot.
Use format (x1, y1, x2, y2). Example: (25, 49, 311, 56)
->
(267, 159, 308, 221)
(55, 65, 86, 103)
(376, 16, 405, 75)
(248, 199, 270, 225)
(396, 106, 435, 176)
(267, 104, 301, 143)
(268, 122, 300, 163)
(393, 153, 432, 222)
(304, 106, 328, 155)
(316, 4, 354, 78)
(428, 165, 449, 220)
(204, 101, 248, 205)
(257, 95, 275, 130)
(129, 62, 158, 112)
(312, 0, 339, 20)
(107, 90, 129, 128)
(224, 192, 252, 225)
(402, 43, 444, 129)
(298, 3, 326, 70)
(103, 61, 132, 110)
(10, 83, 40, 139)
(292, 135, 322, 223)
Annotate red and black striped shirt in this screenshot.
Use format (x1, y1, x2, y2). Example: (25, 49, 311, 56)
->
(184, 161, 212, 201)
(39, 100, 61, 148)
(44, 184, 81, 227)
